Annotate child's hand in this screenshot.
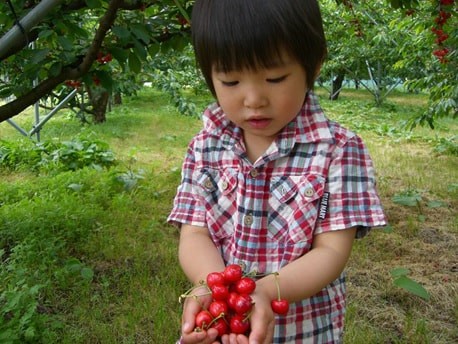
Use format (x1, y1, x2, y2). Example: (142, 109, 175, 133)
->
(219, 287, 275, 344)
(180, 287, 220, 344)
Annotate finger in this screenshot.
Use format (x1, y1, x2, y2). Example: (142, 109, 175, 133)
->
(228, 333, 238, 344)
(206, 328, 220, 343)
(236, 334, 249, 344)
(181, 329, 206, 344)
(182, 329, 219, 344)
(220, 334, 229, 344)
(247, 315, 274, 344)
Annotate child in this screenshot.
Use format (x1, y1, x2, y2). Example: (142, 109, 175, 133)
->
(167, 0, 387, 343)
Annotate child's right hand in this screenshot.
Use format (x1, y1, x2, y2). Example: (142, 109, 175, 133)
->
(180, 287, 220, 344)
(219, 286, 276, 344)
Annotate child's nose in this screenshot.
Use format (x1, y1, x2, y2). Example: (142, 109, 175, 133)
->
(243, 87, 268, 109)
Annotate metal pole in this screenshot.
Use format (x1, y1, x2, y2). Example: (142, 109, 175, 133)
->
(32, 42, 41, 141)
(6, 119, 28, 137)
(0, 0, 64, 58)
(29, 89, 78, 136)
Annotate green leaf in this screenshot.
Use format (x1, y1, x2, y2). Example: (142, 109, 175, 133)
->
(96, 70, 113, 93)
(112, 26, 131, 40)
(393, 275, 430, 300)
(80, 267, 94, 281)
(109, 47, 129, 64)
(48, 62, 62, 77)
(61, 21, 89, 39)
(24, 326, 36, 340)
(57, 36, 74, 51)
(133, 40, 148, 61)
(131, 24, 150, 45)
(68, 183, 83, 192)
(392, 194, 421, 207)
(383, 224, 394, 233)
(128, 51, 142, 74)
(38, 29, 54, 39)
(427, 200, 447, 208)
(390, 267, 410, 278)
(31, 49, 50, 64)
(85, 0, 102, 9)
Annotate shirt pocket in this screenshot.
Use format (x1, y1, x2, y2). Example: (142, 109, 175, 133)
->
(193, 167, 238, 240)
(268, 174, 325, 245)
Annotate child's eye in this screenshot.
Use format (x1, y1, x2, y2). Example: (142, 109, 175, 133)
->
(221, 80, 239, 87)
(266, 75, 288, 83)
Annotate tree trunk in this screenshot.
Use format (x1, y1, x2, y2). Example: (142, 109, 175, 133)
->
(113, 92, 122, 105)
(92, 91, 109, 123)
(329, 72, 345, 101)
(87, 87, 109, 123)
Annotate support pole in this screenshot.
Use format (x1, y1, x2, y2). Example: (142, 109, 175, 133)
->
(29, 89, 78, 137)
(0, 0, 64, 60)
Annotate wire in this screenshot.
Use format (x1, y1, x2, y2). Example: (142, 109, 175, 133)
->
(6, 0, 29, 45)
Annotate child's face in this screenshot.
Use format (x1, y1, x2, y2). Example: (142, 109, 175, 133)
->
(211, 53, 308, 147)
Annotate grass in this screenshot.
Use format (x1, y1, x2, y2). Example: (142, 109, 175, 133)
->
(1, 87, 457, 343)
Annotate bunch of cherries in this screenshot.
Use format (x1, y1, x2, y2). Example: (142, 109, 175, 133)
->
(180, 264, 289, 338)
(431, 0, 454, 64)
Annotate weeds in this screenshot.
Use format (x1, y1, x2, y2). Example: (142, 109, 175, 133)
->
(0, 136, 116, 172)
(0, 88, 456, 343)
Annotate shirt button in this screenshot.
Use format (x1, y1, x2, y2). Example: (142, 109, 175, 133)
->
(204, 178, 213, 189)
(244, 214, 254, 226)
(304, 188, 314, 197)
(250, 169, 259, 178)
(221, 181, 228, 190)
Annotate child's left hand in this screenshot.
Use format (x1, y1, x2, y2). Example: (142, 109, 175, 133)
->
(220, 287, 275, 344)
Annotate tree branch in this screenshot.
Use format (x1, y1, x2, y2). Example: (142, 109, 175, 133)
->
(0, 0, 124, 123)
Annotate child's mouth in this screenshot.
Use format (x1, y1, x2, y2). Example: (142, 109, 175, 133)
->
(247, 118, 272, 129)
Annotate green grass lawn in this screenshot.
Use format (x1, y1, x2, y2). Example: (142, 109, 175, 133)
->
(0, 87, 457, 343)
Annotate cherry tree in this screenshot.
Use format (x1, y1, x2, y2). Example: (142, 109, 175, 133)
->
(325, 0, 456, 126)
(0, 0, 192, 123)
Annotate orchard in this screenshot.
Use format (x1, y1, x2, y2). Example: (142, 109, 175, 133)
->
(0, 0, 456, 127)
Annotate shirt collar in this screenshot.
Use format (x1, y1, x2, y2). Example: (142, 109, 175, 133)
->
(202, 91, 333, 155)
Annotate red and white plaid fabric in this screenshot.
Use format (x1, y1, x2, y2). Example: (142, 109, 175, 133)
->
(168, 91, 386, 343)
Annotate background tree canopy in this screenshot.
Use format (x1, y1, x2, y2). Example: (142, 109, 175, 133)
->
(0, 0, 456, 126)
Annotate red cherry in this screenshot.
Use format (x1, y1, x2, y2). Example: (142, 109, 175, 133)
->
(209, 300, 228, 318)
(271, 299, 289, 315)
(195, 310, 213, 330)
(210, 284, 229, 301)
(206, 272, 226, 287)
(229, 314, 250, 334)
(223, 264, 243, 284)
(234, 277, 256, 295)
(104, 53, 112, 63)
(227, 292, 239, 311)
(233, 294, 253, 315)
(211, 317, 229, 336)
(92, 76, 101, 86)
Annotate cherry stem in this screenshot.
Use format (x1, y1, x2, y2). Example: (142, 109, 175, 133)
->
(273, 272, 281, 301)
(179, 283, 211, 304)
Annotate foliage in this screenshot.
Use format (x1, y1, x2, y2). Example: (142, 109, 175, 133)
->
(433, 135, 458, 156)
(0, 0, 194, 123)
(390, 268, 430, 300)
(0, 168, 121, 342)
(0, 88, 456, 343)
(146, 44, 206, 116)
(323, 0, 457, 127)
(0, 136, 116, 172)
(391, 188, 449, 229)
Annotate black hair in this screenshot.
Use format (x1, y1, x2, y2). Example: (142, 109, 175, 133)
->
(191, 0, 327, 96)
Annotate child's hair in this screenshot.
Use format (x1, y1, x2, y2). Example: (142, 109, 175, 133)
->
(191, 0, 327, 96)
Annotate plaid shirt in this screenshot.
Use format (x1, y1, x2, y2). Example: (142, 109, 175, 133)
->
(168, 91, 386, 343)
